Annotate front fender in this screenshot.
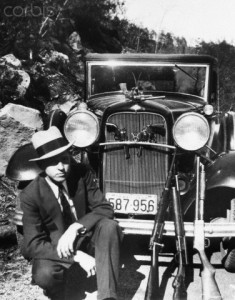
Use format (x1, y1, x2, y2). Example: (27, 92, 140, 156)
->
(6, 143, 42, 181)
(206, 151, 235, 190)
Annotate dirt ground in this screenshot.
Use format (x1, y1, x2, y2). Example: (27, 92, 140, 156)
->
(2, 224, 235, 300)
(0, 232, 144, 300)
(0, 237, 48, 300)
(0, 176, 47, 300)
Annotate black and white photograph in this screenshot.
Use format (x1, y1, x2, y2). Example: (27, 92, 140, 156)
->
(1, 1, 235, 299)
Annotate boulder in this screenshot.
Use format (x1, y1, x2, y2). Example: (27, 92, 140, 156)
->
(51, 93, 81, 114)
(0, 54, 22, 68)
(68, 32, 83, 52)
(29, 50, 82, 113)
(0, 64, 30, 102)
(38, 71, 81, 114)
(0, 103, 43, 130)
(0, 104, 43, 176)
(39, 50, 69, 67)
(16, 70, 31, 97)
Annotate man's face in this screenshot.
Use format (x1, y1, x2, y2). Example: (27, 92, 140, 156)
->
(41, 152, 71, 183)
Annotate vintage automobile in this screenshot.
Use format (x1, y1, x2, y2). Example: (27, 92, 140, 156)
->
(6, 53, 235, 275)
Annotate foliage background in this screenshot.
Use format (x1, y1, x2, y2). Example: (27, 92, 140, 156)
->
(1, 0, 235, 110)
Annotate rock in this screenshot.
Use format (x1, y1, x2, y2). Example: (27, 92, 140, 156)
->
(0, 103, 43, 130)
(40, 72, 81, 113)
(0, 224, 15, 240)
(40, 50, 69, 66)
(0, 104, 43, 176)
(51, 93, 81, 114)
(68, 32, 83, 52)
(0, 64, 31, 101)
(49, 51, 69, 64)
(0, 66, 21, 102)
(21, 55, 83, 114)
(0, 54, 22, 68)
(16, 70, 31, 97)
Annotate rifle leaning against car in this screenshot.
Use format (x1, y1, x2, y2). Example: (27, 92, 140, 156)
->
(145, 153, 223, 300)
(171, 176, 188, 300)
(145, 150, 179, 300)
(193, 157, 222, 300)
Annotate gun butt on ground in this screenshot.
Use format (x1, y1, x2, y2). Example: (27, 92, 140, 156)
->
(193, 159, 222, 300)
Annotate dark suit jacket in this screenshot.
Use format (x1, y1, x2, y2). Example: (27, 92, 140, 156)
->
(20, 162, 114, 263)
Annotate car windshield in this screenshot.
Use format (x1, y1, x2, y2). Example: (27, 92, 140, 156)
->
(88, 62, 209, 100)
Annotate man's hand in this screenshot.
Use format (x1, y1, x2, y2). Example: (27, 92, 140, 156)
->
(57, 222, 84, 259)
(74, 250, 96, 277)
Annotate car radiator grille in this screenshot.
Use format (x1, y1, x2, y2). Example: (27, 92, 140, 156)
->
(103, 112, 168, 195)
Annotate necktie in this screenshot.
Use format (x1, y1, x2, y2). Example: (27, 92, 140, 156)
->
(58, 185, 74, 229)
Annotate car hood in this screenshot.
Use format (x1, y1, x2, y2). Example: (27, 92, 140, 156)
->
(88, 91, 205, 120)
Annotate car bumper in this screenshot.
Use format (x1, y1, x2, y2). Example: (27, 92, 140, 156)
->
(11, 211, 235, 238)
(116, 218, 235, 238)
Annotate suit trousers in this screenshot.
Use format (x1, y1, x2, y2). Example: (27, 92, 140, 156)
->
(31, 219, 123, 300)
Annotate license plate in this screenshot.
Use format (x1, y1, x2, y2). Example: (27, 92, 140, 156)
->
(106, 193, 157, 214)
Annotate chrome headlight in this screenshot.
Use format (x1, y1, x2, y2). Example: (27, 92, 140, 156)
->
(173, 112, 210, 151)
(64, 109, 99, 148)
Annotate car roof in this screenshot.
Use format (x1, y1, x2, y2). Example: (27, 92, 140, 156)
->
(85, 53, 217, 65)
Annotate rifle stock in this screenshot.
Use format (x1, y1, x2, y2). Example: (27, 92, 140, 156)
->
(145, 241, 160, 300)
(172, 270, 187, 300)
(193, 160, 222, 300)
(194, 219, 222, 300)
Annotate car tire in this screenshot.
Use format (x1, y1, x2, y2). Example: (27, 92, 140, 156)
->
(222, 238, 235, 273)
(209, 217, 235, 272)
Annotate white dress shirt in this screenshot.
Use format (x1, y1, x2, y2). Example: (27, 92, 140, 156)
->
(45, 176, 78, 221)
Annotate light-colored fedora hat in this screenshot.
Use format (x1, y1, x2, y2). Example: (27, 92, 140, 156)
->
(29, 126, 73, 161)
